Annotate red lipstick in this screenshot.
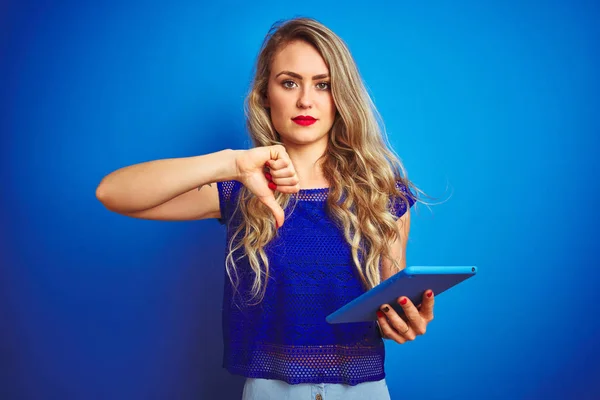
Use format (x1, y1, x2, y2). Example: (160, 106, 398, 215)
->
(292, 115, 317, 126)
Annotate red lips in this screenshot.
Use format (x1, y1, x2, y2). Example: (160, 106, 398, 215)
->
(292, 115, 317, 126)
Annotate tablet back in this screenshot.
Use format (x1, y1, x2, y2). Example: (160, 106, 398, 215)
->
(326, 266, 477, 324)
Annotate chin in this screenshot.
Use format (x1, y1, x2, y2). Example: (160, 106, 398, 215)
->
(284, 136, 329, 147)
(275, 123, 329, 144)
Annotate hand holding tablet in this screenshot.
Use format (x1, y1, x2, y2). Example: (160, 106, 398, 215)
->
(326, 265, 477, 344)
(326, 266, 477, 324)
(375, 287, 436, 344)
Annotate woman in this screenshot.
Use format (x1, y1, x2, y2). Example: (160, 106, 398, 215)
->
(96, 17, 434, 400)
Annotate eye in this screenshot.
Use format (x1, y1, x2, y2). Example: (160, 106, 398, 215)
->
(282, 80, 297, 89)
(316, 82, 331, 90)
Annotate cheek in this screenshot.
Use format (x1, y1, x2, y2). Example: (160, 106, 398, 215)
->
(323, 95, 337, 117)
(330, 99, 337, 115)
(267, 91, 290, 122)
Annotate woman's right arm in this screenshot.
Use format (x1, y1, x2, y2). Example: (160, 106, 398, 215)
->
(95, 149, 240, 221)
(95, 145, 299, 225)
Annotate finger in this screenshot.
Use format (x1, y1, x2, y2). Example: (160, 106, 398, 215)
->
(380, 304, 414, 341)
(398, 297, 425, 336)
(269, 167, 297, 179)
(269, 176, 300, 187)
(269, 144, 286, 162)
(267, 157, 293, 172)
(257, 195, 285, 229)
(275, 184, 300, 194)
(419, 290, 435, 322)
(376, 311, 406, 344)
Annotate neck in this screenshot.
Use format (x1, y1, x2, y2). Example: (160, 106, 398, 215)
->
(282, 141, 329, 189)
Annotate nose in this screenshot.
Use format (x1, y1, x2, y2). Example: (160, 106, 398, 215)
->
(296, 86, 313, 109)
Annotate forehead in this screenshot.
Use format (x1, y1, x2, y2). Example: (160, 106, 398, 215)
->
(270, 40, 329, 76)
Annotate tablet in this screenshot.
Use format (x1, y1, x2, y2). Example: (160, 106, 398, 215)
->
(326, 266, 477, 324)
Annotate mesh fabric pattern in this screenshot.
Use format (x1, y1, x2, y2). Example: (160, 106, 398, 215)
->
(216, 180, 415, 385)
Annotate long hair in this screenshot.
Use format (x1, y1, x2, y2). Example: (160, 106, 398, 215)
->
(225, 17, 419, 304)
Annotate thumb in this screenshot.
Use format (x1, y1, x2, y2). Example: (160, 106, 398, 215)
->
(258, 194, 285, 229)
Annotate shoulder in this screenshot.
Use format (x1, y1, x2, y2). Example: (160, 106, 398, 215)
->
(389, 178, 417, 219)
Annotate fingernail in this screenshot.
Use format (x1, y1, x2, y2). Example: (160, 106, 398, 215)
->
(265, 172, 272, 181)
(265, 161, 270, 167)
(382, 306, 390, 313)
(376, 311, 384, 318)
(268, 181, 277, 190)
(400, 297, 408, 305)
(427, 290, 433, 298)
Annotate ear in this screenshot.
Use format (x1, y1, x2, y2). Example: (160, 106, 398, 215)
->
(263, 93, 270, 108)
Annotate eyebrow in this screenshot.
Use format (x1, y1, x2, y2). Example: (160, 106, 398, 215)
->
(275, 71, 330, 80)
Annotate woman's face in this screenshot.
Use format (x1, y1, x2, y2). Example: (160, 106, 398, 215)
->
(265, 40, 337, 150)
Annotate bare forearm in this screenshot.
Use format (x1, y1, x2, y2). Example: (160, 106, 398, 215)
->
(96, 149, 240, 213)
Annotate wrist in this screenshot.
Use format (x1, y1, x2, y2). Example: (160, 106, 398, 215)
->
(227, 149, 245, 181)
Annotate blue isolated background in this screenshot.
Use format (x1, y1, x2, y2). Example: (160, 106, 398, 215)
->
(1, 1, 599, 399)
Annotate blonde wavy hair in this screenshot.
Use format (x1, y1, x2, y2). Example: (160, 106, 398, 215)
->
(226, 17, 419, 304)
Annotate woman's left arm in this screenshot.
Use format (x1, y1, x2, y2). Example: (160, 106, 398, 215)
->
(377, 210, 435, 344)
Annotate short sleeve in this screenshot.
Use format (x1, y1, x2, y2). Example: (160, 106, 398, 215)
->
(217, 180, 242, 225)
(389, 180, 417, 220)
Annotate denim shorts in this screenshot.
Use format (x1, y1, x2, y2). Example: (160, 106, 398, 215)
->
(241, 378, 391, 400)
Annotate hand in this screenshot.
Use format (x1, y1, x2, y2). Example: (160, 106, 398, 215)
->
(376, 290, 435, 344)
(235, 145, 299, 228)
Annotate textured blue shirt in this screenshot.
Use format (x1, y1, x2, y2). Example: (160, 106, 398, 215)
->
(217, 180, 415, 385)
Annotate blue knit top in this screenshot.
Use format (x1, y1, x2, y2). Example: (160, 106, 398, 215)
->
(217, 180, 415, 386)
